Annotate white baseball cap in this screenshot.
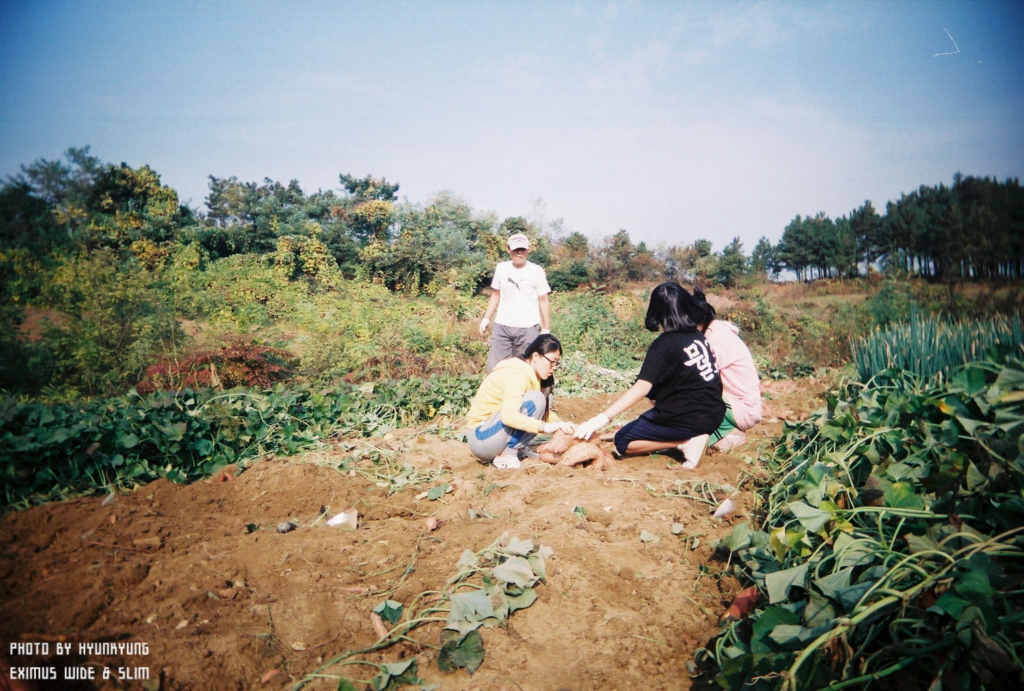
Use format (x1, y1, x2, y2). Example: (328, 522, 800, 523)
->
(507, 233, 530, 250)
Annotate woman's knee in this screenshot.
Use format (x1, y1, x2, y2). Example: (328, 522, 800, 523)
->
(520, 390, 546, 419)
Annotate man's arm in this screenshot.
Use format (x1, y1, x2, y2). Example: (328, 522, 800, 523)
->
(538, 293, 550, 332)
(480, 289, 501, 334)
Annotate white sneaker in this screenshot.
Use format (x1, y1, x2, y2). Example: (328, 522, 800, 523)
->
(712, 430, 747, 453)
(678, 434, 710, 470)
(493, 451, 522, 470)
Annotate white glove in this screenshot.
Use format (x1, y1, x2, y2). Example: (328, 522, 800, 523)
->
(540, 328, 550, 335)
(542, 421, 576, 435)
(574, 413, 609, 440)
(479, 318, 490, 335)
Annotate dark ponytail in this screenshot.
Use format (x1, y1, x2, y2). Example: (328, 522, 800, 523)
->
(692, 286, 716, 328)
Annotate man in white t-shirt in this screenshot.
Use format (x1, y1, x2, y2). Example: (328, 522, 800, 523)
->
(479, 233, 552, 372)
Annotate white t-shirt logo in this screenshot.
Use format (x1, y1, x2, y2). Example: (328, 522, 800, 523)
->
(683, 339, 717, 382)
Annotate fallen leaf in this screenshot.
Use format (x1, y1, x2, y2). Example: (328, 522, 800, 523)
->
(291, 641, 306, 651)
(175, 619, 189, 630)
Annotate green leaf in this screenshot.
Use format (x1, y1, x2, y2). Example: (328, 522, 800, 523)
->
(373, 599, 403, 625)
(456, 549, 478, 572)
(572, 505, 588, 520)
(751, 606, 800, 655)
(933, 592, 970, 619)
(492, 556, 535, 588)
(767, 624, 811, 649)
(505, 537, 534, 556)
(337, 679, 359, 691)
(371, 658, 422, 691)
(885, 462, 914, 481)
(884, 482, 924, 510)
(447, 591, 495, 626)
(813, 567, 853, 601)
(527, 545, 553, 583)
(721, 521, 752, 552)
(437, 629, 485, 675)
(506, 587, 537, 614)
(427, 483, 451, 501)
(671, 523, 685, 535)
(765, 563, 808, 604)
(804, 591, 838, 628)
(787, 502, 831, 532)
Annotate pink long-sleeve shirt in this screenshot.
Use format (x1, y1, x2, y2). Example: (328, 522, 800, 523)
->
(704, 320, 762, 431)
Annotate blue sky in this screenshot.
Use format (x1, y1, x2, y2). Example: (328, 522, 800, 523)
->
(1, 0, 1022, 251)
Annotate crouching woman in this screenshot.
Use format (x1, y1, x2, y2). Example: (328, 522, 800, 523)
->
(574, 282, 725, 469)
(466, 334, 575, 469)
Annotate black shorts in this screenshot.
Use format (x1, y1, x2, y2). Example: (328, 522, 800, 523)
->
(613, 409, 701, 455)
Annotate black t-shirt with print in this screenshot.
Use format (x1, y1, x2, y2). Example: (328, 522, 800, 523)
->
(636, 330, 725, 433)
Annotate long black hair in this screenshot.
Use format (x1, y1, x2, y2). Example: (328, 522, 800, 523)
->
(520, 333, 561, 389)
(644, 282, 715, 333)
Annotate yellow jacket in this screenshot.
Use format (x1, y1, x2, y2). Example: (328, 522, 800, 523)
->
(466, 357, 559, 434)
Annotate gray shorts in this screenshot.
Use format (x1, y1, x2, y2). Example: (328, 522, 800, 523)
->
(467, 390, 547, 462)
(486, 323, 541, 372)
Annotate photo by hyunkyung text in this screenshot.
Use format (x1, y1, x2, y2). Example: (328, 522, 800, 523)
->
(1, 1, 1022, 690)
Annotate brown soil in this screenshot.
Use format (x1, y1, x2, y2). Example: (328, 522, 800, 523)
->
(0, 384, 824, 691)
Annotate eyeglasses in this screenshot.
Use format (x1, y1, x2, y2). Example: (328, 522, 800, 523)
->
(540, 353, 560, 370)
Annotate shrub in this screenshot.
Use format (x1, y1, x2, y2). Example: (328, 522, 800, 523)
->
(136, 338, 297, 394)
(38, 251, 181, 396)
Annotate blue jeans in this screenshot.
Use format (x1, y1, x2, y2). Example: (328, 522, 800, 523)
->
(468, 390, 547, 462)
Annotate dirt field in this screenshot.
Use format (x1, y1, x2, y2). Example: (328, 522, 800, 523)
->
(1, 382, 821, 691)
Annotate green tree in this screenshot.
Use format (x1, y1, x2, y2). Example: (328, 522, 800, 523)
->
(716, 237, 746, 287)
(849, 200, 882, 273)
(749, 236, 778, 278)
(18, 146, 102, 237)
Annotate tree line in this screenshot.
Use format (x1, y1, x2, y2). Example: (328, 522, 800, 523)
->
(2, 147, 1022, 293)
(768, 174, 1024, 281)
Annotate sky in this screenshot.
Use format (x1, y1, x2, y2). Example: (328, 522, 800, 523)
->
(1, 0, 1022, 252)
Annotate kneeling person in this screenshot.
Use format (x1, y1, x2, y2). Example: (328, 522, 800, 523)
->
(466, 334, 575, 469)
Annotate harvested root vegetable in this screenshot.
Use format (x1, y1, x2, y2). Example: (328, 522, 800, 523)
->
(369, 612, 389, 640)
(537, 430, 575, 455)
(535, 433, 616, 470)
(424, 517, 439, 531)
(720, 586, 759, 621)
(558, 442, 616, 471)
